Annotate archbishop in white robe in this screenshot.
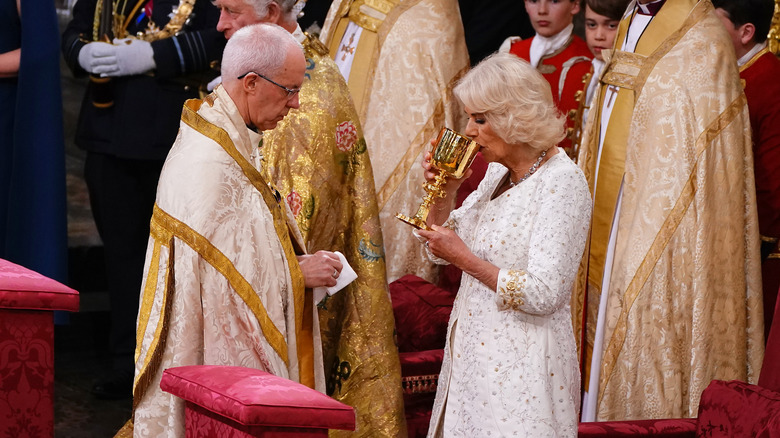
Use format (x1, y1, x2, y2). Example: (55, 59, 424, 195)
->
(130, 85, 325, 437)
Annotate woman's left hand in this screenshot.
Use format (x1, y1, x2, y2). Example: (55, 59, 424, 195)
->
(417, 225, 473, 269)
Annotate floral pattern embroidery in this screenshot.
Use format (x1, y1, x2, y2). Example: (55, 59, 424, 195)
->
(286, 191, 302, 216)
(499, 269, 526, 311)
(335, 121, 358, 152)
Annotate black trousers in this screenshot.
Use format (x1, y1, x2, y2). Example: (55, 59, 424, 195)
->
(85, 152, 164, 374)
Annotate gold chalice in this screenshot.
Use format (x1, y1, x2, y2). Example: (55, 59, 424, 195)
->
(396, 127, 480, 230)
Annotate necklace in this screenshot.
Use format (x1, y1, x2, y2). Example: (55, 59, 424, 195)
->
(508, 149, 547, 187)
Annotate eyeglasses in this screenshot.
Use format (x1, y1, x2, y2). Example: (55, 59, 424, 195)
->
(237, 71, 301, 99)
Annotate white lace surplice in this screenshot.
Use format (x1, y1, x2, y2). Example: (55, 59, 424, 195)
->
(428, 152, 592, 437)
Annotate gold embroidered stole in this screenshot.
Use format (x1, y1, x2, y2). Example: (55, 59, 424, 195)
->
(587, 0, 706, 288)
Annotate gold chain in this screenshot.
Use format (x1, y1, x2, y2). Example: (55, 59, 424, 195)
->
(92, 0, 102, 41)
(92, 0, 196, 43)
(135, 0, 196, 42)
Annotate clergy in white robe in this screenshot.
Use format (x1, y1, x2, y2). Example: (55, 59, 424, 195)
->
(578, 0, 764, 421)
(124, 24, 340, 437)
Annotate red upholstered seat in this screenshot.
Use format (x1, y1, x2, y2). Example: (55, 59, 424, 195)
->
(160, 365, 355, 437)
(695, 380, 780, 437)
(0, 258, 79, 437)
(390, 275, 455, 353)
(0, 258, 79, 311)
(577, 418, 698, 437)
(390, 275, 456, 437)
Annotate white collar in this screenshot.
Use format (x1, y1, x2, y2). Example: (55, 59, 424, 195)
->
(529, 23, 574, 67)
(738, 41, 767, 67)
(293, 24, 306, 44)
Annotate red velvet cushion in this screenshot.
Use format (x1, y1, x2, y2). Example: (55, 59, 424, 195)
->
(0, 258, 78, 311)
(399, 350, 444, 379)
(577, 418, 697, 437)
(160, 366, 355, 430)
(695, 379, 780, 437)
(390, 275, 456, 352)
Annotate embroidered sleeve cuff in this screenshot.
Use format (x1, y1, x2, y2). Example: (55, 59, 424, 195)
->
(496, 268, 527, 311)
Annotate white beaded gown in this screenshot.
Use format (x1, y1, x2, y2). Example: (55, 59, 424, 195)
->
(427, 151, 592, 437)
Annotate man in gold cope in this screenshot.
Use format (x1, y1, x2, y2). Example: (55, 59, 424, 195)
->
(320, 0, 470, 283)
(129, 24, 346, 436)
(578, 0, 764, 422)
(213, 0, 407, 435)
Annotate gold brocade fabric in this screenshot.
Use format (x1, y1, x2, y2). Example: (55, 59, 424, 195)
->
(262, 35, 407, 437)
(576, 0, 764, 420)
(321, 0, 470, 283)
(768, 0, 780, 55)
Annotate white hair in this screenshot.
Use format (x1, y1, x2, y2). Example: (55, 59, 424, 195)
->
(221, 23, 302, 84)
(454, 52, 566, 151)
(246, 0, 299, 23)
(246, 0, 272, 20)
(275, 0, 299, 23)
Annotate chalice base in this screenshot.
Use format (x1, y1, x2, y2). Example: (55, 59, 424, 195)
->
(396, 213, 431, 231)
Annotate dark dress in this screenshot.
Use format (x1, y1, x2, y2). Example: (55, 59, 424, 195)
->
(0, 0, 68, 284)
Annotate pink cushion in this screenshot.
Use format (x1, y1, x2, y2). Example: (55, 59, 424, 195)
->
(695, 380, 780, 437)
(577, 418, 697, 437)
(0, 258, 78, 311)
(160, 366, 355, 431)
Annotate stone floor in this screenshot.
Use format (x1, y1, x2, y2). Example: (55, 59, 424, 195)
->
(54, 312, 132, 437)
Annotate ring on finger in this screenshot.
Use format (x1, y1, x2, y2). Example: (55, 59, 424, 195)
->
(332, 268, 339, 279)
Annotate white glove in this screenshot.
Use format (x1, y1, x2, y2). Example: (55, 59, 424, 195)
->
(77, 38, 156, 77)
(77, 41, 116, 74)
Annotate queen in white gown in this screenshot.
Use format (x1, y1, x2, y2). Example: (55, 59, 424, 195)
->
(416, 53, 592, 437)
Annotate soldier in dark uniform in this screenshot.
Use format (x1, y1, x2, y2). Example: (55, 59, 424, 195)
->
(61, 0, 226, 399)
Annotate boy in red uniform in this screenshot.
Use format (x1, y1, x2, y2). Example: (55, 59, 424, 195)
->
(501, 0, 592, 151)
(713, 0, 780, 339)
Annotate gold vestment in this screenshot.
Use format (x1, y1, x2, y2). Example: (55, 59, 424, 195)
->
(262, 35, 406, 437)
(577, 0, 764, 420)
(321, 0, 470, 282)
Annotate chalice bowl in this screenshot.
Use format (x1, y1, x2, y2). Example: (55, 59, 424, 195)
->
(396, 127, 480, 230)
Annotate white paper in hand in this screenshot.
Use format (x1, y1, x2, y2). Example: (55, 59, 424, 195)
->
(313, 251, 357, 304)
